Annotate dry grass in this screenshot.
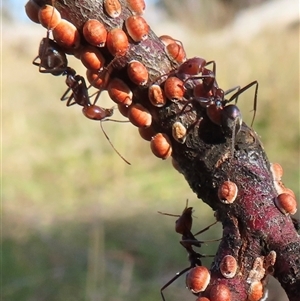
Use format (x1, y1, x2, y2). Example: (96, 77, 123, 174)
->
(2, 4, 299, 301)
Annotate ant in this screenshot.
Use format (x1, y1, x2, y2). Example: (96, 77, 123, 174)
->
(196, 80, 258, 155)
(175, 58, 259, 157)
(60, 67, 131, 165)
(33, 22, 130, 164)
(158, 200, 219, 301)
(159, 56, 258, 142)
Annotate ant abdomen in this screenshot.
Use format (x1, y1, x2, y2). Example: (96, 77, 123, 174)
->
(178, 57, 207, 75)
(82, 105, 113, 121)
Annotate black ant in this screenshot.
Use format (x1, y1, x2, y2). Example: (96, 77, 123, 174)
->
(158, 200, 218, 301)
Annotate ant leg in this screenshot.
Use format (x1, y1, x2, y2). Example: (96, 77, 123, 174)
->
(228, 80, 259, 127)
(179, 100, 193, 115)
(60, 87, 71, 101)
(205, 60, 216, 75)
(180, 95, 211, 116)
(193, 220, 218, 236)
(102, 119, 129, 123)
(180, 238, 221, 245)
(180, 221, 220, 248)
(224, 86, 240, 98)
(183, 74, 214, 86)
(32, 55, 41, 67)
(100, 122, 131, 165)
(149, 72, 171, 86)
(91, 90, 103, 105)
(60, 87, 76, 106)
(66, 95, 76, 106)
(160, 266, 192, 301)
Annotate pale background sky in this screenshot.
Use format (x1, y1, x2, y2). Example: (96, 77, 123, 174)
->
(3, 0, 158, 23)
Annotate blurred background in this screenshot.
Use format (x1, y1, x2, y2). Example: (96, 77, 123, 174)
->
(2, 0, 299, 300)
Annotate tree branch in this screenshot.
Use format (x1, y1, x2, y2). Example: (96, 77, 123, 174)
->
(27, 1, 300, 300)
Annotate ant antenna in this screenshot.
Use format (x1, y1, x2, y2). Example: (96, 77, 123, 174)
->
(157, 199, 189, 217)
(99, 121, 131, 165)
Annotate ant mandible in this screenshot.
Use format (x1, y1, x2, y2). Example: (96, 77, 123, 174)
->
(158, 200, 218, 301)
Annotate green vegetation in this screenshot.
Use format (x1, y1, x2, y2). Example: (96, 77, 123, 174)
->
(3, 11, 299, 301)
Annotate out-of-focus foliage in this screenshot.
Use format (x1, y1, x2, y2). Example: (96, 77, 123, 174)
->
(157, 0, 273, 31)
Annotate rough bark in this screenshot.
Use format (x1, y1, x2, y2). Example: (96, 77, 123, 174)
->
(30, 1, 300, 300)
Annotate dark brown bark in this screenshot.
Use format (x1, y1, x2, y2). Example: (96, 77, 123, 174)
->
(32, 1, 300, 300)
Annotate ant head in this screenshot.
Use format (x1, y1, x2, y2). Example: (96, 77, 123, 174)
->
(175, 206, 193, 235)
(36, 37, 68, 76)
(221, 104, 242, 137)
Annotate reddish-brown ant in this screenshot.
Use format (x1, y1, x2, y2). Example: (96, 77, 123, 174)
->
(154, 56, 257, 144)
(158, 200, 218, 301)
(33, 17, 130, 164)
(177, 57, 259, 131)
(60, 67, 131, 165)
(185, 78, 258, 130)
(182, 76, 258, 158)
